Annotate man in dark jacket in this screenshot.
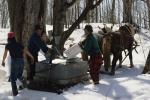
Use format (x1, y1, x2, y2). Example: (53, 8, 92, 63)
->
(27, 25, 49, 81)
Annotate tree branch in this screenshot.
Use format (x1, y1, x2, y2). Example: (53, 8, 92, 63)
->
(91, 0, 103, 9)
(61, 0, 103, 42)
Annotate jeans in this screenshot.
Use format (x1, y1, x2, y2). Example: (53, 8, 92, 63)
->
(10, 58, 24, 94)
(11, 58, 24, 82)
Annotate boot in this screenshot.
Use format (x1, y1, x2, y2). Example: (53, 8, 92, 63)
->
(11, 83, 18, 96)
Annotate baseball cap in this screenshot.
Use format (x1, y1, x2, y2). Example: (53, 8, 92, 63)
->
(8, 32, 15, 39)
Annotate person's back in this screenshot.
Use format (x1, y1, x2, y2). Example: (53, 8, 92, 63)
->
(28, 32, 48, 55)
(7, 39, 24, 59)
(93, 33, 103, 53)
(28, 33, 41, 56)
(2, 32, 34, 96)
(84, 34, 100, 55)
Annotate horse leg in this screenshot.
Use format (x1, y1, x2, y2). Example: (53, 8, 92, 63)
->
(128, 49, 134, 67)
(110, 53, 119, 75)
(104, 54, 111, 71)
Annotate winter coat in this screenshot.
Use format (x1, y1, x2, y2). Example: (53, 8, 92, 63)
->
(28, 32, 48, 56)
(81, 34, 101, 56)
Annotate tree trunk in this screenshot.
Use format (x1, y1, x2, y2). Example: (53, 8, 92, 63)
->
(77, 1, 80, 28)
(53, 0, 67, 55)
(117, 0, 121, 24)
(0, 0, 9, 28)
(7, 0, 25, 42)
(23, 0, 47, 46)
(146, 0, 150, 28)
(111, 0, 115, 24)
(7, 0, 47, 45)
(95, 0, 98, 23)
(142, 50, 150, 74)
(7, 0, 47, 79)
(59, 0, 103, 53)
(99, 5, 102, 22)
(53, 0, 79, 55)
(122, 0, 133, 24)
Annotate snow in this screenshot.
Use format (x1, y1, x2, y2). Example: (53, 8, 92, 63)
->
(0, 24, 150, 100)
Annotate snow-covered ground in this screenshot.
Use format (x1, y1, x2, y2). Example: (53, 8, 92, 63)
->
(0, 23, 150, 100)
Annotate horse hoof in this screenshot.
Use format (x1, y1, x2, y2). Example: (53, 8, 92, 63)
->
(130, 65, 134, 68)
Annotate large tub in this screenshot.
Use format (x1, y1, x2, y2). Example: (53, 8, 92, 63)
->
(34, 58, 89, 85)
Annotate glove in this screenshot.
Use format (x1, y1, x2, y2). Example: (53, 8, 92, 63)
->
(45, 52, 51, 59)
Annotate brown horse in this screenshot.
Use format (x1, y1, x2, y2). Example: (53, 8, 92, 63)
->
(102, 25, 137, 75)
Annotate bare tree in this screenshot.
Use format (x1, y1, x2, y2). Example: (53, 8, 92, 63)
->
(53, 0, 103, 54)
(117, 0, 121, 24)
(7, 0, 47, 45)
(111, 0, 116, 24)
(143, 0, 150, 74)
(46, 0, 53, 25)
(143, 1, 148, 28)
(143, 50, 150, 74)
(7, 0, 48, 80)
(0, 0, 9, 28)
(146, 0, 150, 28)
(95, 0, 99, 23)
(122, 0, 133, 23)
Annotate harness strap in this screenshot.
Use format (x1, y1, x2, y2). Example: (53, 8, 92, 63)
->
(124, 25, 133, 36)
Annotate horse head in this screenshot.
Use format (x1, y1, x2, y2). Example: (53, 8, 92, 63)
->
(119, 23, 139, 36)
(98, 25, 113, 36)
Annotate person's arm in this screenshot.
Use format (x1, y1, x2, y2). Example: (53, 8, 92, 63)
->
(2, 48, 8, 67)
(82, 38, 92, 55)
(33, 36, 48, 54)
(23, 48, 34, 64)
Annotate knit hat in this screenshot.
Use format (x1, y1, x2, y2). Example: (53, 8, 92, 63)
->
(84, 25, 93, 33)
(8, 32, 15, 39)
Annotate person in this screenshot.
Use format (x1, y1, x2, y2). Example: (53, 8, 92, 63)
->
(27, 25, 50, 81)
(1, 32, 34, 96)
(79, 25, 103, 84)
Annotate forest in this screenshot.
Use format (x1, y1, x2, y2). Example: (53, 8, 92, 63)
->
(0, 0, 150, 99)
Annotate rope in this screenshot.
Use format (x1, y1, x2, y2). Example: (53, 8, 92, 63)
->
(121, 44, 139, 64)
(124, 25, 133, 36)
